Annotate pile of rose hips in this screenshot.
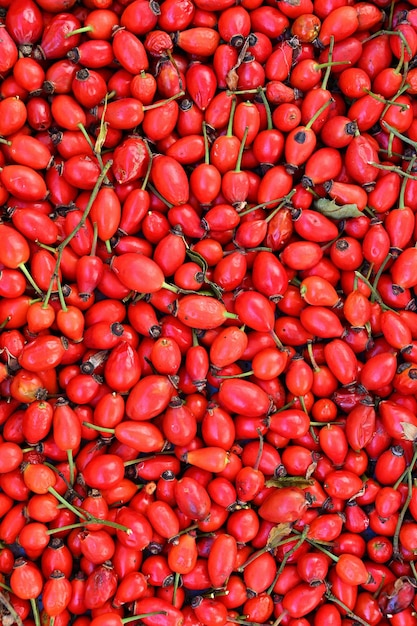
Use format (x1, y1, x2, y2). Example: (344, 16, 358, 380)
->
(2, 0, 417, 624)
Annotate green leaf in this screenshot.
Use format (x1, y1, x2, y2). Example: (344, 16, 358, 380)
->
(186, 248, 208, 273)
(314, 197, 363, 220)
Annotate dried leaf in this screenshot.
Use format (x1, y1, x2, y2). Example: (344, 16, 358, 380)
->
(305, 461, 317, 480)
(401, 422, 417, 441)
(226, 68, 239, 91)
(314, 197, 362, 220)
(95, 93, 109, 155)
(267, 523, 292, 548)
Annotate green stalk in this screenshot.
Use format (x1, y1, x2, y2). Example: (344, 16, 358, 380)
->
(321, 36, 335, 90)
(147, 182, 173, 208)
(233, 126, 249, 173)
(143, 90, 185, 111)
(18, 263, 43, 295)
(361, 30, 412, 57)
(364, 88, 409, 109)
(141, 139, 154, 191)
(56, 275, 67, 312)
(48, 486, 88, 519)
(0, 588, 24, 626)
(256, 86, 273, 130)
(43, 160, 112, 308)
(394, 446, 417, 489)
(325, 592, 373, 626)
(305, 97, 334, 130)
(226, 96, 237, 136)
(202, 121, 211, 164)
(393, 469, 413, 558)
(45, 518, 131, 535)
(371, 253, 393, 298)
(0, 316, 11, 329)
(123, 614, 167, 624)
(65, 25, 93, 37)
(238, 190, 296, 217)
(399, 157, 417, 209)
(67, 449, 75, 487)
(30, 598, 41, 626)
(172, 571, 181, 607)
(354, 271, 396, 312)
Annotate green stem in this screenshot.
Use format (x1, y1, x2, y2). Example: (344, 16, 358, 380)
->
(161, 280, 180, 293)
(394, 39, 405, 77)
(0, 590, 24, 626)
(167, 49, 184, 91)
(123, 613, 167, 624)
(253, 428, 264, 472)
(381, 120, 416, 151)
(67, 449, 75, 487)
(192, 328, 199, 347)
(226, 88, 260, 96)
(30, 598, 41, 626)
(91, 221, 98, 257)
(141, 140, 153, 191)
(35, 241, 57, 253)
(226, 96, 237, 136)
(256, 86, 273, 130)
(266, 527, 309, 595)
(46, 518, 131, 535)
(83, 421, 114, 433)
(399, 157, 417, 209)
(147, 182, 173, 208)
(270, 329, 285, 351)
(393, 446, 417, 489)
(306, 341, 320, 373)
(371, 253, 393, 298)
(56, 275, 67, 312)
(361, 30, 412, 57)
(274, 399, 296, 413)
(215, 371, 253, 379)
(0, 581, 12, 593)
(172, 571, 180, 607)
(293, 529, 338, 561)
(227, 618, 270, 626)
(354, 271, 396, 312)
(388, 0, 395, 29)
(316, 60, 351, 70)
(365, 89, 408, 109)
(77, 122, 95, 153)
(143, 90, 185, 111)
(305, 97, 333, 130)
(43, 160, 112, 307)
(65, 25, 93, 37)
(325, 593, 373, 626)
(48, 486, 88, 519)
(393, 469, 413, 557)
(202, 122, 211, 165)
(0, 316, 11, 329)
(239, 190, 296, 217)
(234, 126, 249, 172)
(123, 451, 173, 467)
(18, 263, 43, 295)
(321, 36, 335, 90)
